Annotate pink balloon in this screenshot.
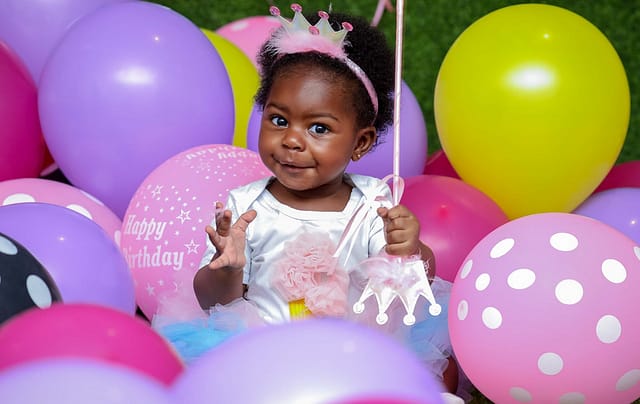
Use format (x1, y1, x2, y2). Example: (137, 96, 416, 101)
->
(400, 175, 508, 282)
(0, 178, 121, 244)
(0, 0, 131, 83)
(450, 213, 640, 403)
(0, 303, 184, 386)
(0, 41, 45, 180)
(120, 144, 271, 319)
(593, 160, 640, 193)
(423, 150, 460, 179)
(216, 15, 280, 67)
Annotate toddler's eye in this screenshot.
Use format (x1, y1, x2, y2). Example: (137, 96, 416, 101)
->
(308, 123, 329, 135)
(270, 115, 288, 127)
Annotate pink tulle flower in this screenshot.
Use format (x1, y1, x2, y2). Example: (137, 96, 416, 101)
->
(305, 281, 348, 317)
(272, 262, 317, 301)
(271, 231, 348, 317)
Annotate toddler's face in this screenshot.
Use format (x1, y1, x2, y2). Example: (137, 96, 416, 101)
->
(258, 67, 373, 196)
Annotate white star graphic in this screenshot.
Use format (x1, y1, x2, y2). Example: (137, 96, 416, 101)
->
(151, 185, 163, 198)
(184, 239, 200, 254)
(176, 209, 191, 224)
(145, 283, 155, 296)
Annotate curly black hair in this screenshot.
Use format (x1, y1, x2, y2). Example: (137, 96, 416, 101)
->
(255, 11, 395, 140)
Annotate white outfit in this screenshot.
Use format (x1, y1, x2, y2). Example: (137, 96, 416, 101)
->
(167, 173, 464, 399)
(199, 174, 389, 324)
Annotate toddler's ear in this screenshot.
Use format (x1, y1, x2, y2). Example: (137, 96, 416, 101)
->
(351, 126, 376, 161)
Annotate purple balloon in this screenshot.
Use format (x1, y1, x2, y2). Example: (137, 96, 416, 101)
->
(574, 187, 640, 244)
(0, 203, 135, 314)
(39, 1, 235, 217)
(172, 319, 444, 404)
(0, 359, 173, 404)
(246, 81, 427, 179)
(0, 0, 131, 83)
(246, 103, 262, 152)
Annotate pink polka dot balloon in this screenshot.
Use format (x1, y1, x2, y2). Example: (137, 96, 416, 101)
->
(120, 144, 270, 320)
(450, 212, 640, 403)
(0, 178, 121, 244)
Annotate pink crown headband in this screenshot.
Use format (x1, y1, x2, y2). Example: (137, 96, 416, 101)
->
(268, 4, 379, 116)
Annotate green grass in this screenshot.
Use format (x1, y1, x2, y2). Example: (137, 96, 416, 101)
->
(152, 0, 639, 163)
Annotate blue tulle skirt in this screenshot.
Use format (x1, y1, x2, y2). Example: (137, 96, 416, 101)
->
(153, 278, 454, 376)
(152, 297, 267, 364)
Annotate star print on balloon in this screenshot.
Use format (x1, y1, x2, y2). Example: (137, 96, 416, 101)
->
(120, 144, 271, 320)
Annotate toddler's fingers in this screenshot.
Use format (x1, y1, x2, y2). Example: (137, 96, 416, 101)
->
(215, 209, 233, 237)
(233, 209, 257, 232)
(205, 224, 222, 249)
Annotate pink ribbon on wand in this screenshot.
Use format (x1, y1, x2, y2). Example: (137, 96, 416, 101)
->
(392, 0, 405, 206)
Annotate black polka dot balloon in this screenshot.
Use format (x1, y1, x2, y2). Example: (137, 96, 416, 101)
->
(0, 232, 62, 324)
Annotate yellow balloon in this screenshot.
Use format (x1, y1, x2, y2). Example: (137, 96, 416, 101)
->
(434, 4, 629, 219)
(202, 28, 260, 148)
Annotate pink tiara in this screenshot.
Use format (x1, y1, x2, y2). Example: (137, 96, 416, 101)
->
(267, 4, 378, 116)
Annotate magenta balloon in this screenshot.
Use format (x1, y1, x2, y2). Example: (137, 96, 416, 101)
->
(0, 41, 45, 180)
(401, 175, 509, 282)
(0, 0, 130, 83)
(39, 1, 235, 218)
(574, 187, 640, 244)
(0, 303, 184, 385)
(593, 160, 640, 193)
(423, 150, 460, 179)
(0, 203, 135, 314)
(247, 81, 428, 179)
(172, 319, 444, 404)
(0, 359, 173, 404)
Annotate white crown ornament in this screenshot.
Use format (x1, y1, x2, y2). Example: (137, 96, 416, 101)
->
(269, 3, 353, 50)
(352, 254, 441, 326)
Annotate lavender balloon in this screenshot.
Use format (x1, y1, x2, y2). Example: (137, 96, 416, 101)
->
(172, 319, 444, 404)
(0, 359, 173, 404)
(0, 203, 135, 314)
(39, 1, 235, 217)
(0, 0, 131, 83)
(574, 187, 640, 243)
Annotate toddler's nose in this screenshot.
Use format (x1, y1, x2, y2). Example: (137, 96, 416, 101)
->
(281, 127, 305, 150)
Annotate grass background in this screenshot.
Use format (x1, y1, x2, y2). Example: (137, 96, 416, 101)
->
(151, 0, 639, 164)
(149, 1, 638, 402)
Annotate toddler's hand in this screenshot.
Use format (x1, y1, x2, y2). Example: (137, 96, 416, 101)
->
(205, 201, 257, 271)
(377, 204, 420, 257)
